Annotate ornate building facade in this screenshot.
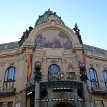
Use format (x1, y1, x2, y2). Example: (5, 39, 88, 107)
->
(0, 9, 107, 107)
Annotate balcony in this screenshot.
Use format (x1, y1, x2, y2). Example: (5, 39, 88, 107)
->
(0, 87, 16, 96)
(40, 73, 82, 91)
(42, 72, 80, 82)
(91, 87, 107, 94)
(26, 72, 82, 93)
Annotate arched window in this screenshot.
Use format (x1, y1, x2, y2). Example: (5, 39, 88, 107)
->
(87, 68, 98, 88)
(102, 70, 107, 87)
(48, 64, 61, 81)
(4, 66, 16, 82)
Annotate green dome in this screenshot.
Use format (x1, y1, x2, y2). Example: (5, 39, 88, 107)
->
(35, 9, 65, 27)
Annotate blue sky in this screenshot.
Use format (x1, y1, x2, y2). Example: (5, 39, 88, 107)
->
(0, 0, 107, 49)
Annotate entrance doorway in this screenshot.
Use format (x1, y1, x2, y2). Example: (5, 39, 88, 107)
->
(54, 102, 74, 107)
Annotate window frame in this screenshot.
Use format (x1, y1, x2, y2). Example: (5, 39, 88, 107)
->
(102, 70, 107, 87)
(87, 68, 99, 88)
(48, 64, 61, 80)
(4, 66, 16, 82)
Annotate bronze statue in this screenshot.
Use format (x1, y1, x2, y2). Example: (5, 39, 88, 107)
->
(73, 23, 83, 44)
(34, 61, 42, 82)
(79, 62, 88, 82)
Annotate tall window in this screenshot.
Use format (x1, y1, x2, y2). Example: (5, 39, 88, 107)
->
(4, 66, 16, 82)
(4, 66, 16, 89)
(102, 70, 107, 87)
(48, 64, 61, 80)
(87, 68, 98, 88)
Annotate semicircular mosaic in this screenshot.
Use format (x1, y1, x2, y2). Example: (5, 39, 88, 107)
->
(35, 29, 72, 49)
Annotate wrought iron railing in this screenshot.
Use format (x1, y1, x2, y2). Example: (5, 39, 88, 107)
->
(26, 73, 81, 89)
(41, 73, 80, 82)
(0, 86, 16, 95)
(91, 87, 107, 94)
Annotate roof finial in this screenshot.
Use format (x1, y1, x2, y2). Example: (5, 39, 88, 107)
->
(48, 8, 50, 11)
(73, 23, 80, 33)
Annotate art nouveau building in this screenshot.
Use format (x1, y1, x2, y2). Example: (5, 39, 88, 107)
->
(0, 9, 107, 107)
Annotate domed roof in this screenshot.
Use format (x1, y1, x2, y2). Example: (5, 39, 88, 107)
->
(35, 9, 65, 27)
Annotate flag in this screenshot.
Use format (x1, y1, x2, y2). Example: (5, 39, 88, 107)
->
(82, 51, 86, 66)
(27, 53, 33, 80)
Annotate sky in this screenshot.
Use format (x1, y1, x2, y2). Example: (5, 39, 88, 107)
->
(0, 0, 107, 49)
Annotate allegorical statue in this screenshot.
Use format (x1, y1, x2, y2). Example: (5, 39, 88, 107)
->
(73, 23, 83, 44)
(79, 62, 88, 82)
(34, 61, 42, 82)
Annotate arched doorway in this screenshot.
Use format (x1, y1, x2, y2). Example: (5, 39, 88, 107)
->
(54, 102, 74, 107)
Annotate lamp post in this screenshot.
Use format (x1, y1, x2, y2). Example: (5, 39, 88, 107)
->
(79, 62, 91, 107)
(34, 61, 42, 107)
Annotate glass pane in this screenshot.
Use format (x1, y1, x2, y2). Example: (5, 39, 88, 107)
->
(103, 70, 107, 80)
(48, 64, 60, 80)
(102, 70, 107, 87)
(91, 81, 98, 88)
(90, 69, 95, 80)
(8, 68, 14, 81)
(88, 68, 98, 88)
(105, 82, 107, 87)
(89, 68, 97, 81)
(5, 67, 16, 81)
(50, 64, 60, 74)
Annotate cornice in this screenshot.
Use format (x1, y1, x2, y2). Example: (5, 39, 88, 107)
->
(85, 52, 107, 61)
(0, 48, 24, 58)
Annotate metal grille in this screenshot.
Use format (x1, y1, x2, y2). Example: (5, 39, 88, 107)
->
(0, 102, 13, 107)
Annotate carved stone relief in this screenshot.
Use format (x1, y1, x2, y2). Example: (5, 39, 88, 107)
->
(89, 63, 94, 68)
(45, 58, 62, 64)
(103, 64, 107, 70)
(0, 62, 6, 67)
(96, 63, 101, 68)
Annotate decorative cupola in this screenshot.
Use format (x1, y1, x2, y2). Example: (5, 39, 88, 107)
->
(35, 9, 65, 27)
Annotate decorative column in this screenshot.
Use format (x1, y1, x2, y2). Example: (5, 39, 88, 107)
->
(23, 44, 34, 107)
(48, 89, 53, 107)
(34, 61, 42, 107)
(83, 82, 91, 107)
(74, 91, 80, 107)
(35, 82, 40, 107)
